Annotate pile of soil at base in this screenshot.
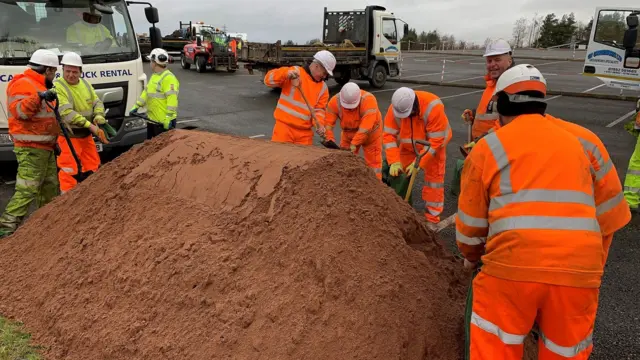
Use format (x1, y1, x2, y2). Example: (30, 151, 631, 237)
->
(0, 130, 471, 360)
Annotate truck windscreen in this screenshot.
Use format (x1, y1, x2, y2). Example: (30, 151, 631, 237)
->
(0, 0, 138, 65)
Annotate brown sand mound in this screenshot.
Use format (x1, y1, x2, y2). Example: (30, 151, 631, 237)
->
(0, 130, 470, 360)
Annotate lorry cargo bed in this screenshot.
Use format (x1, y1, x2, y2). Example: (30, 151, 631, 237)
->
(239, 41, 367, 67)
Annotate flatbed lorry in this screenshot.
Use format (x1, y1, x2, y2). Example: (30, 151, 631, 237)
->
(239, 5, 407, 88)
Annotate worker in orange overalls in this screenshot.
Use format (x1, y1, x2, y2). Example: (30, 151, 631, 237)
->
(324, 82, 382, 180)
(0, 49, 60, 237)
(457, 64, 604, 359)
(383, 87, 451, 225)
(264, 50, 336, 145)
(461, 38, 513, 140)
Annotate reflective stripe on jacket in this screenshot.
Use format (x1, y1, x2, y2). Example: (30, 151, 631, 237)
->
(456, 114, 604, 288)
(264, 66, 328, 130)
(382, 90, 452, 168)
(472, 75, 500, 139)
(6, 69, 59, 150)
(54, 77, 105, 137)
(324, 90, 382, 146)
(135, 69, 180, 126)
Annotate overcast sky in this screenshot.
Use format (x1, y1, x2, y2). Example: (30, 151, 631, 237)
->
(129, 0, 640, 44)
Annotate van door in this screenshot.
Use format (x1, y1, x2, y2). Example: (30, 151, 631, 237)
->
(583, 7, 640, 91)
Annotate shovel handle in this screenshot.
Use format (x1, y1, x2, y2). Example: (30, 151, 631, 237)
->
(293, 84, 327, 140)
(45, 98, 84, 176)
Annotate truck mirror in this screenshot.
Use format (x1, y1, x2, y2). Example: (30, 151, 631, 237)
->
(145, 6, 159, 24)
(149, 26, 162, 49)
(403, 23, 409, 36)
(196, 36, 202, 47)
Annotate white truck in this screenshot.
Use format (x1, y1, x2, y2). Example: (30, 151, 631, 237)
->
(583, 6, 640, 91)
(239, 5, 408, 88)
(0, 0, 163, 162)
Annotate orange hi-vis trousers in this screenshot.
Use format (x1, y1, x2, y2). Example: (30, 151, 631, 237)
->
(470, 272, 598, 360)
(57, 135, 101, 193)
(271, 120, 314, 145)
(341, 130, 382, 181)
(400, 147, 446, 223)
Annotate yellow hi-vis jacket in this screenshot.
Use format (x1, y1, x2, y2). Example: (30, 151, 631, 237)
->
(54, 77, 105, 138)
(135, 69, 179, 126)
(66, 21, 116, 47)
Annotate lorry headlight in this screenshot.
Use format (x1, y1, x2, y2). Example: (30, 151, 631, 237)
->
(125, 118, 147, 130)
(0, 134, 13, 145)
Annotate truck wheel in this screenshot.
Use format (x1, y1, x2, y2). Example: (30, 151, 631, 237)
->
(181, 55, 191, 70)
(196, 56, 207, 73)
(369, 64, 387, 88)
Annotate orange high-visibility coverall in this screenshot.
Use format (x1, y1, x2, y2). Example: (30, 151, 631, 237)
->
(383, 90, 451, 223)
(264, 66, 329, 145)
(547, 115, 631, 264)
(456, 113, 604, 360)
(471, 75, 500, 140)
(324, 90, 383, 180)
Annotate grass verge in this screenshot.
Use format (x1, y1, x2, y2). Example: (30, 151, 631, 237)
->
(0, 315, 41, 360)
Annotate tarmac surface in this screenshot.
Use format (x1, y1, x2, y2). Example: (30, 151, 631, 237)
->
(0, 58, 638, 358)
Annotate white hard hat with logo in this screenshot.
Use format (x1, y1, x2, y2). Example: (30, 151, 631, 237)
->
(147, 48, 170, 65)
(29, 49, 59, 68)
(60, 52, 83, 67)
(391, 87, 416, 118)
(493, 64, 547, 103)
(313, 50, 336, 76)
(484, 38, 512, 57)
(339, 82, 361, 109)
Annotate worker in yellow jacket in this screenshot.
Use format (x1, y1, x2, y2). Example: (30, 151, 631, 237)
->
(66, 9, 115, 49)
(130, 48, 180, 139)
(54, 52, 110, 193)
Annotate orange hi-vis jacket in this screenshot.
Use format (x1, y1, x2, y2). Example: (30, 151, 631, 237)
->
(383, 91, 451, 169)
(456, 114, 604, 289)
(264, 66, 329, 131)
(324, 90, 382, 146)
(472, 75, 500, 140)
(547, 115, 631, 263)
(6, 68, 59, 151)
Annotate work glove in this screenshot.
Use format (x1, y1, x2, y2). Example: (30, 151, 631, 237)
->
(349, 144, 357, 153)
(163, 119, 177, 130)
(461, 109, 474, 124)
(288, 69, 300, 87)
(463, 259, 478, 271)
(38, 89, 57, 102)
(315, 125, 326, 137)
(389, 162, 403, 177)
(405, 162, 419, 177)
(129, 106, 138, 114)
(89, 124, 110, 144)
(93, 115, 106, 125)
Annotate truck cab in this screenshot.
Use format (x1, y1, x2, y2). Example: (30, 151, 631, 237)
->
(323, 5, 407, 87)
(583, 7, 640, 91)
(0, 0, 162, 162)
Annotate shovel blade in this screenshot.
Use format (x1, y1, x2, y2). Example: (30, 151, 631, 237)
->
(321, 140, 341, 149)
(72, 170, 95, 183)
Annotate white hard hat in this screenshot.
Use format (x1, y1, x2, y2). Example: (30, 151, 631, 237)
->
(60, 52, 83, 67)
(339, 82, 361, 109)
(484, 38, 512, 57)
(391, 87, 416, 118)
(29, 49, 59, 68)
(147, 48, 170, 65)
(313, 50, 336, 76)
(493, 64, 547, 101)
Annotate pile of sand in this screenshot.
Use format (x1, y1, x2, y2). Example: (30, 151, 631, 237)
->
(0, 130, 470, 360)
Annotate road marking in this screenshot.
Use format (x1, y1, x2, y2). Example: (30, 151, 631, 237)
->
(470, 62, 485, 65)
(370, 84, 430, 93)
(606, 110, 636, 128)
(535, 60, 568, 66)
(541, 73, 558, 76)
(177, 119, 199, 124)
(448, 75, 485, 83)
(582, 84, 606, 93)
(544, 95, 563, 102)
(440, 89, 484, 100)
(401, 72, 447, 79)
(249, 134, 265, 138)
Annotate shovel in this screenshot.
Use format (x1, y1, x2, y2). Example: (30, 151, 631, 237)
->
(293, 83, 340, 150)
(45, 98, 94, 183)
(404, 139, 431, 202)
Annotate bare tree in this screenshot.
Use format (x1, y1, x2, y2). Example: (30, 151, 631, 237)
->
(484, 37, 493, 49)
(512, 17, 528, 48)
